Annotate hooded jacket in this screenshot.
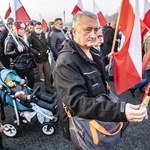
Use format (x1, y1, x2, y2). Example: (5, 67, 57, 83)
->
(53, 40, 127, 139)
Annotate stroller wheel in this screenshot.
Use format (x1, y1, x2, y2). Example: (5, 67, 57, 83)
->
(42, 124, 55, 135)
(3, 123, 18, 137)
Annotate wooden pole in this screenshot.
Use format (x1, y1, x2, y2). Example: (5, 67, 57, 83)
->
(108, 0, 124, 72)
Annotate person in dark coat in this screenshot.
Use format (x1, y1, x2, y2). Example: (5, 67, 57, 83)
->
(103, 20, 121, 80)
(27, 22, 55, 94)
(53, 11, 147, 142)
(48, 18, 66, 61)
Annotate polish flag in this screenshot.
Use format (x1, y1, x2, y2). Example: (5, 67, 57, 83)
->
(93, 0, 107, 27)
(71, 0, 83, 15)
(113, 0, 142, 94)
(12, 0, 30, 23)
(39, 14, 47, 33)
(4, 2, 11, 19)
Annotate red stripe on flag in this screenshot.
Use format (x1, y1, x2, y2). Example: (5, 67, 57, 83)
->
(114, 0, 142, 94)
(71, 6, 82, 15)
(143, 9, 150, 28)
(97, 11, 107, 27)
(16, 6, 30, 23)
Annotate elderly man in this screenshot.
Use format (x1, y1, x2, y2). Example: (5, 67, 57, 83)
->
(53, 11, 147, 149)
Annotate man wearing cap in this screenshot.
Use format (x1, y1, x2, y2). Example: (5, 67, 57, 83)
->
(26, 21, 34, 35)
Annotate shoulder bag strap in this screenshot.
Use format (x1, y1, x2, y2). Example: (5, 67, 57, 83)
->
(89, 120, 123, 145)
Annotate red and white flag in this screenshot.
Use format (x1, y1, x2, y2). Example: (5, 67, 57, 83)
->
(71, 0, 83, 15)
(12, 0, 30, 23)
(93, 0, 107, 27)
(113, 0, 142, 94)
(39, 14, 47, 33)
(4, 2, 11, 19)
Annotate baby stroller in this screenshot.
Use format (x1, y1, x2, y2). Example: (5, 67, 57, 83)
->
(0, 68, 58, 137)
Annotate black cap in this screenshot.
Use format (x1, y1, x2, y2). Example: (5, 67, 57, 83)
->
(7, 17, 14, 24)
(27, 21, 34, 26)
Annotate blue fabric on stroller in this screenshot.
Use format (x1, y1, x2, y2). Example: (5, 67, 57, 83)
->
(0, 69, 31, 111)
(0, 68, 58, 137)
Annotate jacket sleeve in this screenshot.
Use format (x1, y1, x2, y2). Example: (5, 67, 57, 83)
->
(105, 29, 114, 46)
(27, 34, 39, 56)
(5, 36, 19, 59)
(54, 59, 127, 122)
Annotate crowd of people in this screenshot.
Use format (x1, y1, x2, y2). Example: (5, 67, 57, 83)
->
(0, 10, 149, 149)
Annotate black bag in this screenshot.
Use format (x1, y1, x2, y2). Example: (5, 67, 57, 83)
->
(64, 91, 127, 150)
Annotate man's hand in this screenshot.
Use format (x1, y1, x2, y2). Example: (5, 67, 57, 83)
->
(125, 103, 147, 122)
(17, 45, 23, 52)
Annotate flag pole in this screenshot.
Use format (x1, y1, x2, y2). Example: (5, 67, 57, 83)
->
(108, 0, 124, 72)
(0, 16, 19, 45)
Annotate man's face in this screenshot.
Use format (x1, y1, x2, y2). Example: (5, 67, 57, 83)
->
(94, 29, 103, 46)
(72, 16, 99, 49)
(55, 20, 63, 30)
(28, 25, 34, 31)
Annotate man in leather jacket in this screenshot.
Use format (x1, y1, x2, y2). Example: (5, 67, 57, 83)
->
(53, 11, 147, 140)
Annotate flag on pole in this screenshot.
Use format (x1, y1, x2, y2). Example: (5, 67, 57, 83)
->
(12, 0, 31, 23)
(39, 14, 47, 33)
(113, 0, 142, 94)
(71, 0, 83, 15)
(4, 2, 11, 19)
(93, 0, 107, 27)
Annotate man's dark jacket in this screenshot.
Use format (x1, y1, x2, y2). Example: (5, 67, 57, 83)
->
(53, 40, 127, 139)
(28, 31, 49, 63)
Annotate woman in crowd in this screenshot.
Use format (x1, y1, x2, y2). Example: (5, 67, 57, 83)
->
(5, 20, 36, 89)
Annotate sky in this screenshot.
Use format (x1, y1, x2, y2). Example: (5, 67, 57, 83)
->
(0, 0, 121, 23)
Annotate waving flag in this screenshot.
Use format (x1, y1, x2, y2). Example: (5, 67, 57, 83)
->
(39, 14, 47, 33)
(93, 0, 107, 27)
(71, 0, 83, 15)
(4, 2, 11, 19)
(12, 0, 30, 23)
(113, 0, 142, 94)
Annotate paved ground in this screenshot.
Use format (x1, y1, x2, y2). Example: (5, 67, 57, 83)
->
(2, 80, 150, 150)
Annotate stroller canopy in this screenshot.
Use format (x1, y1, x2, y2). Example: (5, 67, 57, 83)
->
(0, 69, 21, 92)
